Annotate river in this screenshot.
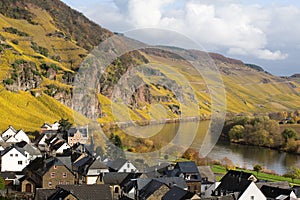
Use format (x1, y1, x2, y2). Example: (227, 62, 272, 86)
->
(121, 120, 300, 175)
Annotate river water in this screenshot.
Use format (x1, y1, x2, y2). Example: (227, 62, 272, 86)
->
(122, 120, 300, 175)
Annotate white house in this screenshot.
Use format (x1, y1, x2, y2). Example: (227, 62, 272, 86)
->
(14, 130, 30, 144)
(1, 146, 29, 172)
(107, 158, 138, 173)
(55, 142, 70, 154)
(213, 170, 266, 200)
(2, 126, 17, 139)
(238, 182, 266, 200)
(86, 157, 109, 184)
(1, 126, 30, 144)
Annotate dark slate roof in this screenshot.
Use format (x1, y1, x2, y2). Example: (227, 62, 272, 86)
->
(293, 185, 300, 198)
(119, 196, 134, 200)
(162, 186, 194, 200)
(88, 158, 108, 170)
(48, 188, 71, 200)
(261, 185, 294, 199)
(202, 195, 235, 200)
(107, 158, 128, 171)
(103, 172, 129, 185)
(215, 171, 253, 198)
(138, 179, 167, 199)
(68, 126, 88, 137)
(58, 184, 112, 200)
(145, 162, 171, 173)
(0, 172, 16, 179)
(256, 181, 291, 190)
(73, 155, 93, 168)
(1, 145, 26, 157)
(155, 177, 187, 189)
(34, 188, 57, 200)
(175, 161, 199, 173)
(23, 144, 41, 156)
(120, 173, 143, 193)
(56, 156, 72, 171)
(222, 170, 254, 181)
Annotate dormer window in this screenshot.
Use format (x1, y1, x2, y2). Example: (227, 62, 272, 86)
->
(51, 172, 55, 178)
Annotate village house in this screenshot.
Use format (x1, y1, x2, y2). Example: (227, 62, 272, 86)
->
(212, 170, 266, 200)
(167, 161, 202, 194)
(21, 157, 76, 193)
(107, 158, 138, 173)
(260, 185, 298, 200)
(0, 145, 29, 172)
(40, 122, 60, 134)
(85, 157, 109, 184)
(67, 126, 89, 146)
(1, 126, 30, 144)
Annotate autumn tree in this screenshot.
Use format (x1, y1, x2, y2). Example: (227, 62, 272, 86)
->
(58, 118, 73, 140)
(282, 128, 297, 143)
(253, 164, 262, 175)
(229, 125, 244, 140)
(283, 166, 300, 182)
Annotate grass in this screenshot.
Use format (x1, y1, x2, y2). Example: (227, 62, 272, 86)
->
(211, 165, 300, 185)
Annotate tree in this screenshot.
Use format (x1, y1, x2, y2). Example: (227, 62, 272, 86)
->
(0, 176, 5, 190)
(58, 118, 73, 140)
(283, 166, 300, 182)
(282, 128, 297, 143)
(253, 164, 262, 175)
(229, 125, 244, 140)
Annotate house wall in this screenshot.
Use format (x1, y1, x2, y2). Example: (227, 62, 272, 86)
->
(2, 128, 16, 138)
(187, 181, 201, 194)
(1, 148, 28, 172)
(21, 179, 35, 193)
(14, 130, 30, 143)
(64, 194, 78, 200)
(238, 182, 266, 200)
(118, 161, 137, 173)
(42, 165, 75, 189)
(86, 176, 98, 185)
(56, 143, 70, 154)
(68, 131, 88, 146)
(204, 182, 220, 198)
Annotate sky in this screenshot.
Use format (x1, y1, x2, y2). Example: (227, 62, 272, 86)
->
(61, 0, 300, 76)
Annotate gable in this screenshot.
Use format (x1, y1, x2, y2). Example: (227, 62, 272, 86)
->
(15, 130, 30, 143)
(2, 126, 17, 139)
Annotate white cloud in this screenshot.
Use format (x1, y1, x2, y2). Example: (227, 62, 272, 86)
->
(76, 0, 300, 61)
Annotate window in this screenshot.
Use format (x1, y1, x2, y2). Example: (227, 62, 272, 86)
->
(127, 163, 130, 168)
(250, 196, 254, 200)
(54, 165, 57, 169)
(66, 181, 70, 185)
(51, 172, 55, 178)
(58, 181, 63, 185)
(15, 154, 18, 157)
(18, 161, 22, 165)
(10, 154, 13, 157)
(114, 187, 119, 193)
(63, 172, 67, 178)
(123, 169, 127, 172)
(49, 181, 52, 187)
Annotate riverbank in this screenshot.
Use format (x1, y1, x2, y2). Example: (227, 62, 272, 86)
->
(211, 164, 300, 185)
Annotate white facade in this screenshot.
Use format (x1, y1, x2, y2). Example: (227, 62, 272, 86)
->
(56, 143, 70, 154)
(6, 136, 18, 143)
(14, 130, 30, 144)
(239, 182, 266, 200)
(118, 161, 137, 173)
(2, 126, 17, 139)
(1, 147, 28, 172)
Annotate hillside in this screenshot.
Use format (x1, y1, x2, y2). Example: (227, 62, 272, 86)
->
(0, 0, 299, 132)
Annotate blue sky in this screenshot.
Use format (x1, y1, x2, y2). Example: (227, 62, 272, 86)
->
(62, 0, 300, 76)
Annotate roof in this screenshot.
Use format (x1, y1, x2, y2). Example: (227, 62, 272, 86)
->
(222, 170, 255, 181)
(256, 181, 291, 190)
(23, 144, 41, 156)
(34, 188, 57, 200)
(56, 156, 72, 171)
(162, 186, 194, 200)
(88, 158, 108, 170)
(107, 158, 128, 171)
(145, 162, 171, 173)
(261, 185, 294, 199)
(1, 145, 26, 157)
(120, 173, 143, 193)
(0, 172, 16, 179)
(215, 171, 253, 198)
(175, 161, 199, 173)
(139, 179, 167, 199)
(198, 166, 216, 182)
(68, 126, 88, 137)
(293, 185, 300, 198)
(58, 184, 112, 200)
(103, 172, 129, 185)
